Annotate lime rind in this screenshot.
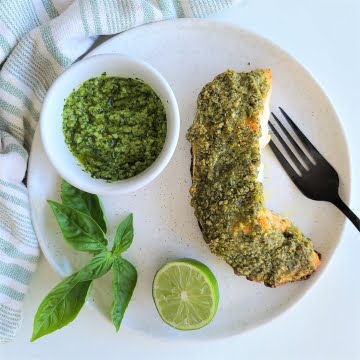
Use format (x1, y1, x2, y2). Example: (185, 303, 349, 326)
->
(152, 259, 219, 330)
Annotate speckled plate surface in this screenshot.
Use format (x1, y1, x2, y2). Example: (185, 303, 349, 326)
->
(28, 19, 350, 340)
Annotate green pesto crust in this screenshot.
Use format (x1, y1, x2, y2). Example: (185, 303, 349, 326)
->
(187, 69, 317, 287)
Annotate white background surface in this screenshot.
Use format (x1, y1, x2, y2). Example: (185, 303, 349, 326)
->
(1, 0, 360, 358)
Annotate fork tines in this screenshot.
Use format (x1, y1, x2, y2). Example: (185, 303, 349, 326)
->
(269, 108, 325, 179)
(268, 108, 360, 231)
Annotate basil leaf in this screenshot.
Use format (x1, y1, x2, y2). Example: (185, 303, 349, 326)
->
(111, 258, 137, 331)
(74, 251, 114, 282)
(61, 180, 107, 233)
(48, 200, 107, 253)
(31, 273, 91, 342)
(112, 214, 134, 256)
(31, 251, 114, 341)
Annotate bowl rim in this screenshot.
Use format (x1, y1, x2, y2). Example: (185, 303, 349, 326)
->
(40, 53, 180, 195)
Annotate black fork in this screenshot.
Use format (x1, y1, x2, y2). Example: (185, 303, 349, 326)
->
(269, 107, 360, 232)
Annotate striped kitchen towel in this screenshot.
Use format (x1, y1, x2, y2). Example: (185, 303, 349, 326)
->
(0, 0, 240, 343)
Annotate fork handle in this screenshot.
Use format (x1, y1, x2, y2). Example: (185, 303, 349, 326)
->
(332, 196, 360, 232)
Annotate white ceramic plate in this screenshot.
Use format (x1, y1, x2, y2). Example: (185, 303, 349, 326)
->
(28, 19, 351, 340)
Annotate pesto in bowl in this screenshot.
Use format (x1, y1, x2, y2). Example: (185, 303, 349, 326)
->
(62, 73, 167, 181)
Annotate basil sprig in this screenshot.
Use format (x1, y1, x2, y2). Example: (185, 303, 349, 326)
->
(31, 181, 137, 342)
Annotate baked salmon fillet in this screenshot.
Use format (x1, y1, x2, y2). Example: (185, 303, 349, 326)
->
(186, 69, 320, 288)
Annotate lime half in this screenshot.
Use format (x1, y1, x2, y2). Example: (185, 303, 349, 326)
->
(152, 259, 219, 330)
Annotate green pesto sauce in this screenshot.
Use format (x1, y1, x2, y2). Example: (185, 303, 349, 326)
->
(187, 69, 315, 287)
(62, 73, 167, 181)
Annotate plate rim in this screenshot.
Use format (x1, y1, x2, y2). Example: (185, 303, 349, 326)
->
(28, 18, 352, 340)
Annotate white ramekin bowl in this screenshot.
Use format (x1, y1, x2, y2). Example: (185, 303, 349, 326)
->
(40, 54, 180, 194)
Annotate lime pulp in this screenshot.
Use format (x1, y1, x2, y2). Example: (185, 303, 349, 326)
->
(152, 259, 219, 330)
